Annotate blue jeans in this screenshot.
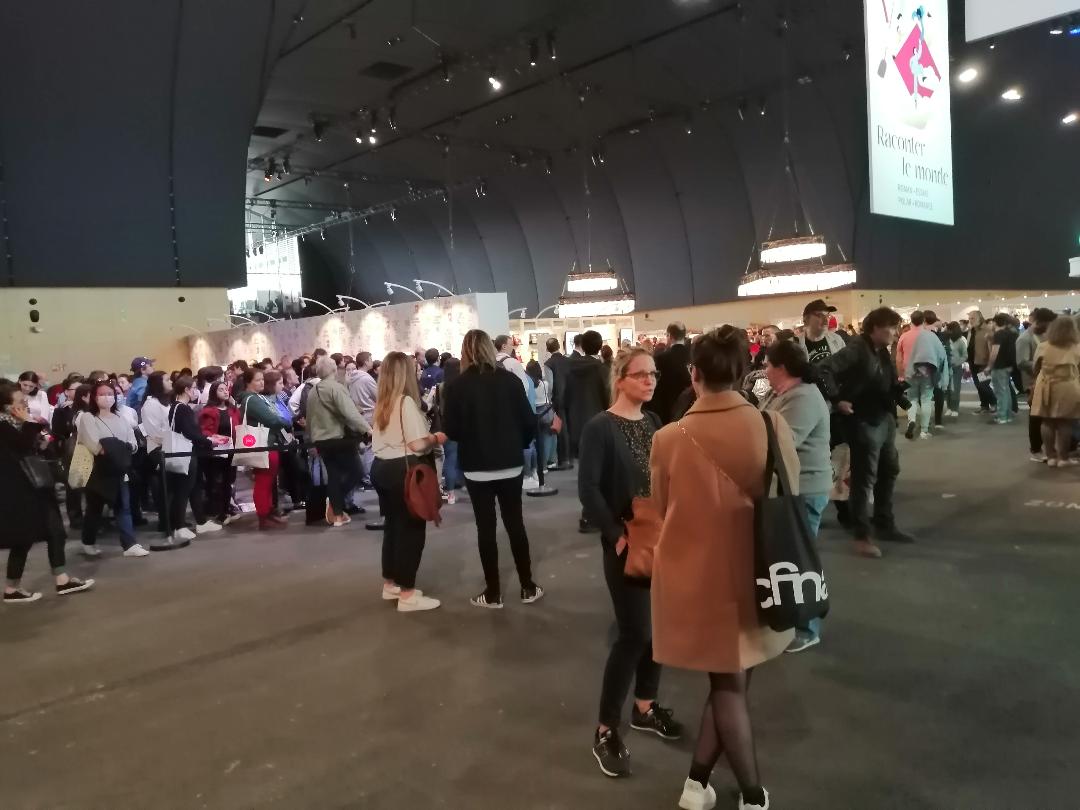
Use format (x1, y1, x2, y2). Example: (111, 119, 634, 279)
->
(443, 440, 461, 490)
(535, 430, 552, 474)
(82, 480, 136, 550)
(802, 493, 829, 638)
(948, 365, 963, 412)
(523, 442, 537, 478)
(991, 369, 1013, 422)
(906, 373, 935, 433)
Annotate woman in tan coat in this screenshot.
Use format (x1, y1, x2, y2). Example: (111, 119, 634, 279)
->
(650, 326, 798, 810)
(1031, 316, 1080, 467)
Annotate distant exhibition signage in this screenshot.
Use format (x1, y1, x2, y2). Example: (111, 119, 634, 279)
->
(966, 0, 1078, 41)
(864, 0, 954, 226)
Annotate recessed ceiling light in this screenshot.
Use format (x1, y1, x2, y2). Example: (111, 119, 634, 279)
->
(957, 67, 978, 83)
(1001, 87, 1022, 101)
(1063, 112, 1078, 125)
(1049, 25, 1064, 35)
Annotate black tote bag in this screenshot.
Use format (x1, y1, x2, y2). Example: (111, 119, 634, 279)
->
(754, 412, 830, 632)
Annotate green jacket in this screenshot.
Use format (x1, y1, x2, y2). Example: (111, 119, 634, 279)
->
(305, 378, 370, 443)
(236, 391, 289, 446)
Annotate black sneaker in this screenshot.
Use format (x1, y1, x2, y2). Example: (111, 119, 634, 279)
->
(520, 584, 545, 604)
(579, 519, 600, 534)
(904, 422, 916, 440)
(592, 728, 631, 777)
(470, 591, 504, 610)
(344, 504, 366, 516)
(57, 577, 95, 596)
(3, 589, 42, 605)
(630, 702, 683, 740)
(876, 525, 915, 544)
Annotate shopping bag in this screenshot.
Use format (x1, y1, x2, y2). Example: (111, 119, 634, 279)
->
(163, 405, 193, 474)
(232, 398, 270, 469)
(67, 443, 94, 490)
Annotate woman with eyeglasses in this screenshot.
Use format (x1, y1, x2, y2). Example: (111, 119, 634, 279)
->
(578, 347, 683, 779)
(1, 379, 95, 603)
(77, 381, 149, 558)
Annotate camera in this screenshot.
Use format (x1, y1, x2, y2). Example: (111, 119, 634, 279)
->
(893, 380, 912, 412)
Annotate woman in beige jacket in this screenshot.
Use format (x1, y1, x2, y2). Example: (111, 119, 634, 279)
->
(649, 326, 798, 810)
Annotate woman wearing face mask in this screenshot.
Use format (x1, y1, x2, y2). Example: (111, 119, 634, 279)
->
(235, 368, 291, 530)
(17, 371, 53, 425)
(1, 380, 95, 603)
(78, 381, 149, 558)
(199, 381, 240, 525)
(166, 375, 219, 541)
(578, 347, 683, 779)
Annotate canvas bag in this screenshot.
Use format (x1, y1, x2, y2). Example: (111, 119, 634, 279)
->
(753, 412, 829, 632)
(232, 397, 270, 469)
(67, 443, 94, 489)
(163, 404, 193, 474)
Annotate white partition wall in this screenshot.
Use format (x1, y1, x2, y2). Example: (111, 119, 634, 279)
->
(188, 293, 509, 368)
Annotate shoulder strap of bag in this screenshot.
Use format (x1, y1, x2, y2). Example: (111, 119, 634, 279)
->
(760, 411, 794, 497)
(677, 417, 751, 503)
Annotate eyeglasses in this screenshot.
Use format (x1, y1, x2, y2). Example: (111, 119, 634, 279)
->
(624, 371, 660, 382)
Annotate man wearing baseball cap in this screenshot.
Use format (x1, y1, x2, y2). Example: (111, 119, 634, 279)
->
(795, 299, 846, 364)
(126, 357, 155, 411)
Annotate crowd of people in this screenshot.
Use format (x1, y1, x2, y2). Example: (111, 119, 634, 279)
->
(5, 298, 1080, 810)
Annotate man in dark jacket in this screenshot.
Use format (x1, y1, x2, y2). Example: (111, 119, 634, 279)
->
(649, 322, 692, 424)
(544, 337, 572, 470)
(563, 330, 610, 533)
(818, 307, 914, 558)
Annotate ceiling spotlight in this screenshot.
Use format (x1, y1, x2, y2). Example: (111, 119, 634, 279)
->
(387, 106, 397, 130)
(796, 73, 813, 85)
(487, 70, 503, 91)
(362, 216, 369, 225)
(355, 130, 364, 144)
(736, 97, 747, 121)
(264, 159, 275, 182)
(684, 115, 693, 135)
(841, 43, 853, 62)
(758, 97, 767, 116)
(590, 146, 605, 167)
(529, 38, 539, 67)
(546, 30, 557, 60)
(300, 233, 306, 241)
(313, 122, 324, 142)
(957, 67, 978, 83)
(441, 54, 451, 82)
(475, 179, 487, 198)
(1049, 20, 1064, 35)
(368, 134, 378, 145)
(988, 38, 996, 49)
(544, 155, 553, 175)
(390, 208, 397, 221)
(1063, 112, 1078, 125)
(320, 228, 327, 240)
(1001, 87, 1022, 101)
(386, 35, 402, 46)
(648, 107, 657, 122)
(292, 13, 303, 24)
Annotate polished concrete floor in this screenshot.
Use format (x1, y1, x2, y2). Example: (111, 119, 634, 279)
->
(2, 399, 1078, 809)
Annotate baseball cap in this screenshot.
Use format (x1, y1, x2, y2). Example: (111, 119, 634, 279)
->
(802, 299, 837, 317)
(130, 357, 155, 372)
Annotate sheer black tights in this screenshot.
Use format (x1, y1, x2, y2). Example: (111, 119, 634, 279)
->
(690, 669, 760, 795)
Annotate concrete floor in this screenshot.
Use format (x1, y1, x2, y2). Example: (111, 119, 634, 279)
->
(2, 397, 1078, 809)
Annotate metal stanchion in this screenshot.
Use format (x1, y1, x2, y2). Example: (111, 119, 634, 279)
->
(526, 417, 558, 498)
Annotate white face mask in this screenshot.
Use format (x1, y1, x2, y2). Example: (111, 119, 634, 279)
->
(96, 395, 115, 409)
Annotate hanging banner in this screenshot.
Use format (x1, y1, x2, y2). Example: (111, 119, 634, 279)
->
(864, 0, 954, 226)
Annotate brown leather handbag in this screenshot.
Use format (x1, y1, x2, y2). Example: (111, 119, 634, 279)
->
(623, 495, 662, 580)
(400, 400, 442, 526)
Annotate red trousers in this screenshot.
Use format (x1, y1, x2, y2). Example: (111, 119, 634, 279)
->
(253, 451, 279, 517)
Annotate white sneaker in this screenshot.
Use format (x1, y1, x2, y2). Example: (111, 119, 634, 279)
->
(678, 778, 717, 810)
(1065, 458, 1080, 466)
(81, 544, 102, 558)
(522, 474, 540, 491)
(1047, 459, 1059, 467)
(123, 544, 150, 558)
(446, 491, 457, 505)
(175, 527, 196, 541)
(1030, 452, 1047, 463)
(195, 521, 222, 534)
(397, 592, 440, 612)
(738, 788, 770, 810)
(919, 432, 932, 440)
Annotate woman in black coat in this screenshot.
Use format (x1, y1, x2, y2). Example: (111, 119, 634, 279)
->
(443, 329, 543, 609)
(0, 380, 93, 604)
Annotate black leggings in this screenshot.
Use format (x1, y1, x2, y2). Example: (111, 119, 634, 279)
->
(202, 457, 235, 520)
(7, 536, 66, 581)
(372, 457, 427, 590)
(464, 474, 535, 598)
(167, 456, 205, 530)
(598, 545, 660, 728)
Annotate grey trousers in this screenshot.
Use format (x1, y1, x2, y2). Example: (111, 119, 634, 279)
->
(844, 417, 900, 538)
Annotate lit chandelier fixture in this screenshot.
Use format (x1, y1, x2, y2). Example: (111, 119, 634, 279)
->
(558, 261, 635, 317)
(738, 263, 857, 297)
(760, 235, 827, 265)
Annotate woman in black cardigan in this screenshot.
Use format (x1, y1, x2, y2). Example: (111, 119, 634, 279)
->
(443, 329, 543, 609)
(166, 375, 218, 541)
(0, 380, 93, 604)
(577, 347, 682, 779)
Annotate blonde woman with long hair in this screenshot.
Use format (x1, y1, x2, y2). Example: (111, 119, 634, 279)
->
(577, 347, 682, 778)
(371, 352, 445, 613)
(443, 329, 544, 609)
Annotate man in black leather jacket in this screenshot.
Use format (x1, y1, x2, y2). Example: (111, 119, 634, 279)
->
(818, 307, 915, 558)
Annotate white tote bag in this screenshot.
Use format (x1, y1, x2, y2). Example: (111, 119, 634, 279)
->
(232, 397, 270, 469)
(163, 404, 193, 474)
(67, 442, 95, 490)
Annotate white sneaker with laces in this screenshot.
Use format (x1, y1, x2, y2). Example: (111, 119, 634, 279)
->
(738, 788, 770, 810)
(81, 544, 102, 558)
(1048, 459, 1059, 467)
(678, 778, 717, 810)
(123, 544, 150, 558)
(919, 432, 932, 440)
(195, 521, 222, 534)
(1030, 453, 1047, 463)
(522, 474, 540, 491)
(175, 527, 196, 541)
(397, 592, 440, 612)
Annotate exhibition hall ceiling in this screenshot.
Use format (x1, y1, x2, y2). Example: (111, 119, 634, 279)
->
(0, 0, 1076, 308)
